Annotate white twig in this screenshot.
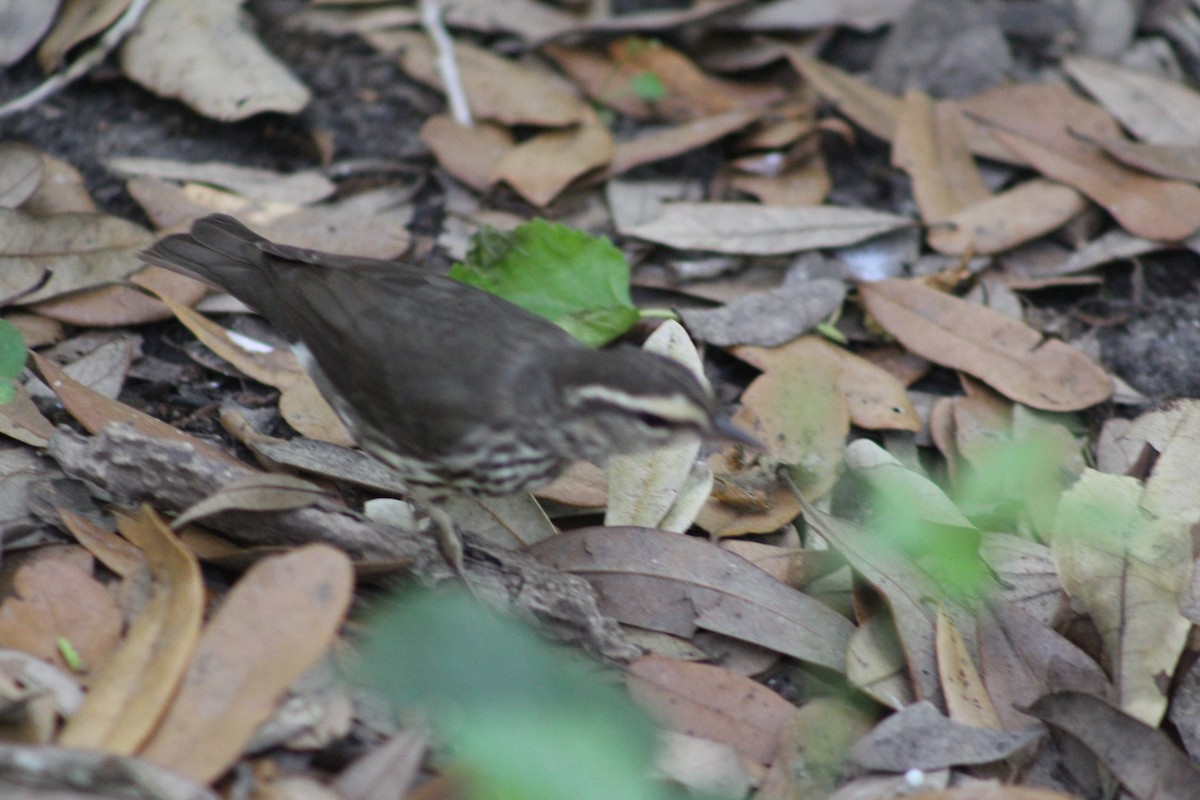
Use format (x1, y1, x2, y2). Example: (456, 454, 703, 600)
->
(420, 0, 472, 128)
(0, 0, 155, 119)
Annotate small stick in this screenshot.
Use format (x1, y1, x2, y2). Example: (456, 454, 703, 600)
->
(420, 0, 472, 128)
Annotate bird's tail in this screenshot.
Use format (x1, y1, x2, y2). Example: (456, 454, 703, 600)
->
(139, 214, 272, 302)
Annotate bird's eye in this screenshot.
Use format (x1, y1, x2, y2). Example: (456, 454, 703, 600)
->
(637, 412, 671, 428)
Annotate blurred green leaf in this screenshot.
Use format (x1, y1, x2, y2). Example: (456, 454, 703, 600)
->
(630, 71, 667, 102)
(356, 589, 674, 800)
(0, 320, 25, 404)
(450, 220, 640, 347)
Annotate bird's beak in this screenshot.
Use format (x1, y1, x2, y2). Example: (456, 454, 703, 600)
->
(708, 417, 765, 451)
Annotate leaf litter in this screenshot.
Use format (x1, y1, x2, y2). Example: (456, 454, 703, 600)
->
(8, 1, 1200, 798)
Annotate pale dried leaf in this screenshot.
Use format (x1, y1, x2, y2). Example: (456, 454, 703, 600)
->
(846, 614, 912, 710)
(107, 158, 335, 205)
(627, 203, 911, 255)
(893, 89, 989, 223)
(492, 108, 614, 206)
(936, 607, 1002, 729)
(38, 0, 131, 70)
(0, 210, 154, 305)
(121, 0, 310, 120)
(172, 473, 328, 529)
(1052, 470, 1191, 726)
(927, 179, 1088, 256)
(680, 280, 845, 347)
(0, 0, 58, 66)
(1064, 56, 1200, 146)
(0, 143, 44, 209)
(609, 110, 759, 177)
(419, 116, 512, 192)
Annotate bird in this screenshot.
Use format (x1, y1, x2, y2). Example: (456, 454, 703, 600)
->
(140, 214, 756, 572)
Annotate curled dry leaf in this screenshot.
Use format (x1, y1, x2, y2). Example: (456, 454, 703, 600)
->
(138, 544, 354, 784)
(627, 655, 794, 765)
(606, 321, 708, 531)
(858, 278, 1113, 411)
(121, 0, 310, 121)
(58, 508, 203, 755)
(170, 473, 329, 530)
(530, 527, 854, 672)
(927, 179, 1089, 256)
(106, 158, 336, 206)
(627, 203, 912, 255)
(38, 0, 131, 71)
(0, 209, 154, 305)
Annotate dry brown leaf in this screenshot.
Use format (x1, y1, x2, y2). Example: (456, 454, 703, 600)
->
(58, 509, 145, 579)
(1051, 470, 1191, 726)
(927, 179, 1088, 255)
(33, 267, 208, 327)
(29, 350, 245, 468)
(757, 697, 876, 800)
(0, 384, 55, 448)
(858, 279, 1113, 411)
(609, 110, 759, 177)
(627, 655, 794, 765)
(530, 527, 853, 672)
(0, 209, 154, 305)
(535, 460, 607, 508)
(59, 507, 203, 754)
(121, 0, 310, 120)
(0, 1, 57, 66)
(492, 107, 614, 207)
(901, 788, 1077, 800)
(1063, 56, 1200, 146)
(374, 30, 584, 127)
(0, 557, 121, 675)
(419, 115, 513, 192)
(783, 49, 900, 142)
(157, 294, 354, 447)
(139, 544, 354, 783)
(627, 202, 911, 255)
(993, 128, 1200, 241)
(1028, 692, 1200, 800)
(1078, 135, 1200, 183)
(171, 473, 329, 530)
(681, 281, 845, 348)
(936, 607, 1002, 730)
(892, 89, 990, 223)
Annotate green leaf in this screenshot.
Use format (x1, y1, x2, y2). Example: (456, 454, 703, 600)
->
(356, 589, 672, 800)
(450, 220, 640, 347)
(0, 320, 26, 405)
(630, 71, 667, 103)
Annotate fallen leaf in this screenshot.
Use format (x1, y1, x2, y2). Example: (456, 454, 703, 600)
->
(892, 89, 990, 223)
(858, 278, 1113, 411)
(0, 0, 57, 66)
(729, 158, 831, 206)
(530, 527, 853, 672)
(492, 107, 614, 206)
(627, 655, 794, 765)
(1064, 56, 1200, 146)
(846, 613, 913, 710)
(32, 266, 208, 327)
(1027, 692, 1200, 800)
(757, 697, 876, 800)
(106, 158, 335, 205)
(934, 181, 1086, 257)
(139, 544, 354, 783)
(0, 209, 154, 305)
(850, 701, 1043, 772)
(627, 202, 912, 255)
(680, 280, 845, 347)
(0, 143, 43, 209)
(22, 153, 96, 215)
(419, 116, 513, 192)
(0, 557, 122, 675)
(1052, 470, 1191, 726)
(120, 0, 310, 120)
(39, 0, 130, 71)
(374, 30, 584, 126)
(58, 507, 203, 754)
(58, 509, 145, 579)
(171, 473, 329, 530)
(937, 607, 1001, 729)
(783, 49, 900, 142)
(993, 128, 1200, 241)
(608, 110, 759, 177)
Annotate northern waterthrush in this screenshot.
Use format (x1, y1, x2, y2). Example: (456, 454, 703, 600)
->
(141, 214, 753, 569)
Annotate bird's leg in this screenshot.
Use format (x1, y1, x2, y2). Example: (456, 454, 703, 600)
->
(425, 502, 466, 578)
